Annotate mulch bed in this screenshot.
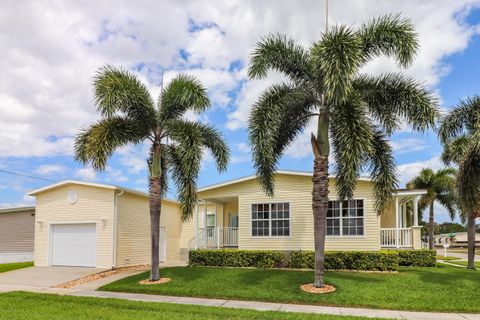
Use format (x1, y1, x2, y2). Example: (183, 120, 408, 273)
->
(300, 283, 336, 294)
(139, 277, 171, 285)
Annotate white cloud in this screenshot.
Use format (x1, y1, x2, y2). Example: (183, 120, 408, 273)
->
(105, 166, 128, 183)
(396, 155, 444, 188)
(390, 138, 430, 154)
(75, 167, 97, 181)
(236, 142, 250, 153)
(34, 164, 68, 176)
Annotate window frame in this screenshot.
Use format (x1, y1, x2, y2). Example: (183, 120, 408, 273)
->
(250, 201, 291, 238)
(326, 198, 365, 237)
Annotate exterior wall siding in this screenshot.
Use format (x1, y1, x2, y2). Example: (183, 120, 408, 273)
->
(197, 174, 380, 251)
(0, 210, 35, 253)
(34, 185, 115, 268)
(116, 193, 184, 267)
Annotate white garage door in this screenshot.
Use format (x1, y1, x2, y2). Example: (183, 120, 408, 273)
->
(51, 223, 96, 267)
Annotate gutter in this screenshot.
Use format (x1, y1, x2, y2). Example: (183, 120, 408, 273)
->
(112, 190, 124, 268)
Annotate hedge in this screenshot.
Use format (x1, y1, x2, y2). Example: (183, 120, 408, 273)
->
(396, 249, 436, 267)
(189, 249, 284, 268)
(288, 251, 399, 271)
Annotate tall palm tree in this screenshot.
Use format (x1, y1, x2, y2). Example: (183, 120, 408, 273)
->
(439, 95, 480, 269)
(75, 66, 229, 280)
(247, 14, 439, 288)
(406, 168, 458, 249)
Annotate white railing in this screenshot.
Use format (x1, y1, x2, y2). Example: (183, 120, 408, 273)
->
(0, 252, 34, 264)
(195, 227, 238, 249)
(380, 228, 412, 248)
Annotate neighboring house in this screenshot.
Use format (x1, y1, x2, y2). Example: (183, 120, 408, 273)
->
(0, 206, 35, 263)
(435, 232, 480, 247)
(28, 180, 192, 268)
(192, 171, 426, 251)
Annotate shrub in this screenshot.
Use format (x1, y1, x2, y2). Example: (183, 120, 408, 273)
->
(396, 249, 436, 267)
(289, 251, 399, 271)
(189, 249, 284, 268)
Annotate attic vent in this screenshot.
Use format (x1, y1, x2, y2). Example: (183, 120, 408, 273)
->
(68, 191, 78, 204)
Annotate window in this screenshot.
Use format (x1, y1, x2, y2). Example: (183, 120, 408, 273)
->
(327, 199, 364, 236)
(252, 203, 290, 237)
(206, 213, 216, 227)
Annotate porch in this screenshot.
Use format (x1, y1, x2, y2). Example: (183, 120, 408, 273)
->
(190, 197, 239, 249)
(380, 189, 427, 249)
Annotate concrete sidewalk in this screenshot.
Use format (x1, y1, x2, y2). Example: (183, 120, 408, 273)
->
(67, 289, 480, 320)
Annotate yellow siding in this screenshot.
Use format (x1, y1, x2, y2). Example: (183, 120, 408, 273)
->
(34, 185, 115, 268)
(197, 174, 380, 251)
(0, 210, 35, 252)
(412, 227, 422, 249)
(116, 193, 183, 267)
(381, 204, 396, 228)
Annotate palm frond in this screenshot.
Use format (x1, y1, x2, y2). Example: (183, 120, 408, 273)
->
(159, 74, 210, 123)
(74, 116, 146, 171)
(330, 97, 374, 200)
(457, 133, 480, 212)
(354, 73, 439, 134)
(93, 65, 156, 127)
(248, 34, 314, 86)
(439, 95, 480, 143)
(359, 14, 418, 67)
(311, 25, 363, 105)
(441, 135, 470, 165)
(367, 130, 398, 213)
(248, 83, 315, 196)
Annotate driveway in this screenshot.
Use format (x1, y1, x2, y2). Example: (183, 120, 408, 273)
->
(436, 248, 480, 261)
(0, 266, 106, 288)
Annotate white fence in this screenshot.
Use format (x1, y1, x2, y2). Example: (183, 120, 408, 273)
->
(196, 227, 238, 249)
(380, 228, 412, 248)
(0, 252, 34, 264)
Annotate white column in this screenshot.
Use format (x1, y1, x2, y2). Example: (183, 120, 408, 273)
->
(402, 203, 407, 228)
(204, 200, 208, 228)
(395, 197, 400, 248)
(413, 195, 419, 227)
(194, 203, 199, 249)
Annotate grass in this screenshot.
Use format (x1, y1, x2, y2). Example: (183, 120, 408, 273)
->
(0, 261, 33, 273)
(0, 291, 381, 320)
(100, 265, 480, 313)
(444, 260, 480, 268)
(436, 255, 461, 261)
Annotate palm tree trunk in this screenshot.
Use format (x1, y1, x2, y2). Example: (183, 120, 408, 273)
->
(428, 202, 435, 250)
(312, 155, 328, 287)
(149, 176, 162, 281)
(467, 213, 476, 270)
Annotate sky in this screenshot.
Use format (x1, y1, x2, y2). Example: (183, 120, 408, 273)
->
(1, 0, 480, 224)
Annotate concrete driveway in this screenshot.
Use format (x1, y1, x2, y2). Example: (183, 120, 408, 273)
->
(0, 266, 106, 288)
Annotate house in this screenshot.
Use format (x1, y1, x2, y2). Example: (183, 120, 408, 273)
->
(22, 170, 427, 269)
(0, 206, 35, 263)
(28, 180, 192, 268)
(192, 170, 427, 251)
(435, 232, 480, 247)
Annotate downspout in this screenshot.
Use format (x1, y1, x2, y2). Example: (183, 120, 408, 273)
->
(112, 190, 124, 268)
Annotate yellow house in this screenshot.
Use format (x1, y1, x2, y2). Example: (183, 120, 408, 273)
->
(25, 171, 426, 269)
(192, 170, 426, 252)
(28, 180, 187, 268)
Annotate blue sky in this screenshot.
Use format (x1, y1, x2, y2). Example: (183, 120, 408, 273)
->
(1, 1, 480, 224)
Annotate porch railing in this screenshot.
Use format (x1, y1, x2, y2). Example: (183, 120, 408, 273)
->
(196, 227, 238, 249)
(380, 228, 412, 248)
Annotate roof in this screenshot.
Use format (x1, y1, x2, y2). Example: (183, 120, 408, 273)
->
(198, 170, 373, 193)
(27, 180, 179, 205)
(0, 206, 35, 214)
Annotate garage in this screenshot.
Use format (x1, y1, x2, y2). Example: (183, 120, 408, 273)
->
(51, 223, 96, 267)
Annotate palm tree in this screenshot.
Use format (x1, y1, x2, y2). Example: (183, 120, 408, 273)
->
(439, 95, 480, 269)
(247, 14, 439, 288)
(407, 168, 458, 249)
(75, 66, 229, 280)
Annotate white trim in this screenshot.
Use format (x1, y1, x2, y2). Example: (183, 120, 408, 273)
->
(393, 189, 428, 196)
(27, 179, 178, 205)
(112, 190, 124, 268)
(250, 201, 291, 238)
(0, 206, 35, 214)
(198, 170, 373, 193)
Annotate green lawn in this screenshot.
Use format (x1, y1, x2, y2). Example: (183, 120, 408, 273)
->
(100, 265, 480, 313)
(0, 261, 33, 273)
(445, 260, 480, 268)
(436, 255, 461, 261)
(0, 291, 381, 320)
